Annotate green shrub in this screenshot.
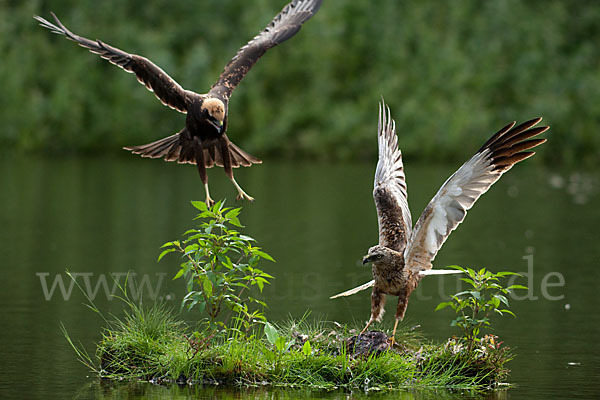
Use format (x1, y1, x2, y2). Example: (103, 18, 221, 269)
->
(435, 266, 526, 350)
(160, 201, 274, 334)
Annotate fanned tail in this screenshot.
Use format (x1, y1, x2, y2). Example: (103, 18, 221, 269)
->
(124, 131, 262, 169)
(227, 140, 262, 168)
(200, 138, 262, 168)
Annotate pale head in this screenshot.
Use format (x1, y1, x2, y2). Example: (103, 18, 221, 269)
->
(201, 98, 226, 127)
(363, 245, 395, 265)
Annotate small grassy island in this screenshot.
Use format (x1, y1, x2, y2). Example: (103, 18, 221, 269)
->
(90, 311, 512, 391)
(66, 202, 522, 392)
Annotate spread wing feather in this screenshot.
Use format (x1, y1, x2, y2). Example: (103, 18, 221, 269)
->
(34, 13, 196, 113)
(209, 0, 322, 99)
(404, 118, 548, 272)
(373, 100, 412, 253)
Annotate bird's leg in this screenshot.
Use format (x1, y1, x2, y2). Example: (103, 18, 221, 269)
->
(361, 288, 386, 335)
(203, 183, 214, 207)
(389, 295, 409, 347)
(360, 319, 374, 335)
(193, 137, 214, 207)
(390, 318, 400, 347)
(219, 137, 254, 202)
(231, 177, 255, 202)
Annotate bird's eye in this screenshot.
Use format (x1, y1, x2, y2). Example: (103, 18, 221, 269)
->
(376, 254, 383, 259)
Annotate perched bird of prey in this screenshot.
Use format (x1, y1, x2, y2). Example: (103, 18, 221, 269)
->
(34, 0, 322, 205)
(331, 100, 548, 344)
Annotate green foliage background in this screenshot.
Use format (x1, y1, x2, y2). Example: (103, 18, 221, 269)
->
(2, 0, 599, 164)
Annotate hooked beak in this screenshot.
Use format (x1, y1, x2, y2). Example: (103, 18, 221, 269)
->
(208, 118, 224, 133)
(362, 255, 372, 265)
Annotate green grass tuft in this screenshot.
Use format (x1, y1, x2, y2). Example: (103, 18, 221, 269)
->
(70, 302, 513, 391)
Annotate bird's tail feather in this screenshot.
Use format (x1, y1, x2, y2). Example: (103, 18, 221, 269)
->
(201, 140, 262, 168)
(330, 280, 375, 299)
(227, 141, 262, 168)
(124, 132, 262, 169)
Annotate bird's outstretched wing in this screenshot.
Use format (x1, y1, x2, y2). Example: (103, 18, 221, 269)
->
(34, 13, 196, 113)
(209, 0, 322, 100)
(404, 118, 549, 272)
(373, 100, 412, 253)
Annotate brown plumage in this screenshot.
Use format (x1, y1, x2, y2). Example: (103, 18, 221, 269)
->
(331, 100, 549, 344)
(34, 0, 322, 205)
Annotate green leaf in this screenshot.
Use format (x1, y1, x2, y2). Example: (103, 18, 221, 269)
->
(497, 271, 522, 277)
(158, 248, 176, 262)
(212, 200, 224, 212)
(264, 322, 279, 345)
(202, 279, 213, 297)
(173, 269, 185, 280)
(191, 200, 208, 212)
(255, 276, 270, 285)
(275, 336, 286, 352)
(494, 294, 510, 307)
(490, 296, 500, 308)
(460, 278, 475, 286)
(254, 250, 275, 262)
(225, 208, 241, 219)
(506, 284, 528, 290)
(499, 309, 516, 317)
(195, 301, 206, 314)
(254, 299, 267, 307)
(255, 278, 264, 292)
(302, 340, 312, 356)
(454, 290, 471, 297)
(469, 291, 481, 300)
(184, 244, 199, 253)
(435, 301, 453, 311)
(232, 282, 250, 290)
(284, 338, 296, 352)
(229, 217, 244, 228)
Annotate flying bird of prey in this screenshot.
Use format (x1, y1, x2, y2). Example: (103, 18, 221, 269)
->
(331, 100, 548, 344)
(34, 0, 322, 205)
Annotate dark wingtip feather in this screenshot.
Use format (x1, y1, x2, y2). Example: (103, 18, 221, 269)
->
(480, 117, 545, 153)
(479, 121, 516, 151)
(490, 126, 549, 152)
(494, 151, 536, 169)
(484, 117, 548, 170)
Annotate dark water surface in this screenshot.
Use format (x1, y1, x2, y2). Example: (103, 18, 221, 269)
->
(1, 154, 598, 399)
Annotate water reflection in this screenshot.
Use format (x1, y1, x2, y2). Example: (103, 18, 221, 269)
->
(81, 379, 508, 399)
(1, 154, 598, 399)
